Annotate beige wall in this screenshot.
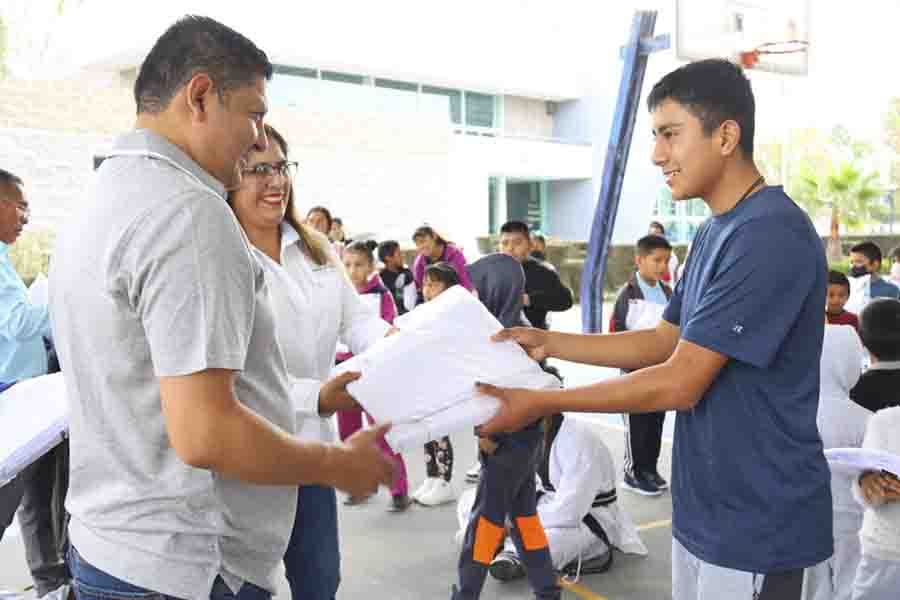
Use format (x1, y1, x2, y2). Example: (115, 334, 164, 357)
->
(502, 95, 554, 139)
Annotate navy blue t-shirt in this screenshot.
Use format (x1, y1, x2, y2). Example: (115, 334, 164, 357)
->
(663, 185, 832, 573)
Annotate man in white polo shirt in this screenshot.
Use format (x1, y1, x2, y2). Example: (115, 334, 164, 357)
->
(49, 16, 393, 600)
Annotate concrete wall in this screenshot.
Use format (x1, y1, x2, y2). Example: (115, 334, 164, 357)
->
(503, 96, 554, 139)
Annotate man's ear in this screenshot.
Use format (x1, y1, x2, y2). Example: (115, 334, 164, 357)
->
(184, 74, 215, 123)
(718, 119, 742, 157)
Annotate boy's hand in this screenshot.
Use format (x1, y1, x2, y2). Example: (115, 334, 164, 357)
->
(491, 327, 549, 362)
(327, 423, 396, 497)
(860, 471, 900, 504)
(476, 383, 548, 436)
(318, 371, 361, 417)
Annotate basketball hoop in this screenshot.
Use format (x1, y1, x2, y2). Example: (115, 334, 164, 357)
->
(739, 40, 809, 69)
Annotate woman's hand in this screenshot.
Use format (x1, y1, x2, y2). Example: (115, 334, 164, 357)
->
(318, 371, 361, 417)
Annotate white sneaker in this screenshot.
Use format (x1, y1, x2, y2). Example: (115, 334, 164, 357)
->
(411, 477, 439, 501)
(465, 461, 481, 483)
(418, 479, 455, 506)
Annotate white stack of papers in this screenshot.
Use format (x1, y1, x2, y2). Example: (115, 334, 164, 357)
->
(0, 373, 68, 486)
(333, 286, 560, 451)
(826, 447, 900, 478)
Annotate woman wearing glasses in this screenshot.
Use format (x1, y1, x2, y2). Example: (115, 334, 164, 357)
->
(228, 125, 395, 600)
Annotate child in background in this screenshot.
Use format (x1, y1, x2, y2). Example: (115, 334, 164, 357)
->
(610, 235, 673, 497)
(827, 270, 860, 331)
(851, 406, 900, 599)
(378, 240, 418, 315)
(412, 225, 474, 298)
(803, 325, 869, 600)
(453, 253, 560, 600)
(409, 262, 460, 507)
(337, 240, 410, 511)
(850, 299, 900, 413)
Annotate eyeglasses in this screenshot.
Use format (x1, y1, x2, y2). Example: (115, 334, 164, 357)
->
(242, 161, 299, 179)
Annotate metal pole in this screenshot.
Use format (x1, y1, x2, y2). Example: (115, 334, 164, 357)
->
(580, 10, 669, 333)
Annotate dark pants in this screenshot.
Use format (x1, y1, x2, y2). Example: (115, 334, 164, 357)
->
(623, 411, 665, 476)
(0, 440, 70, 596)
(425, 437, 454, 481)
(283, 485, 341, 600)
(69, 545, 270, 600)
(454, 430, 559, 600)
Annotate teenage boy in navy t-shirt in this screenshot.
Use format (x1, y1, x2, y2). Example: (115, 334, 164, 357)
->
(477, 59, 831, 600)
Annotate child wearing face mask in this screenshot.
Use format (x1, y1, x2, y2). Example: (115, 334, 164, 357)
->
(336, 240, 410, 511)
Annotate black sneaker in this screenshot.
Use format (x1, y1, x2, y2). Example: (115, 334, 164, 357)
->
(646, 470, 669, 490)
(489, 551, 526, 582)
(562, 548, 614, 576)
(622, 471, 662, 497)
(388, 494, 412, 512)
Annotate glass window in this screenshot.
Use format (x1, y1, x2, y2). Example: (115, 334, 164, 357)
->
(422, 85, 462, 124)
(321, 71, 365, 85)
(273, 64, 317, 78)
(465, 92, 495, 128)
(375, 78, 418, 92)
(686, 198, 709, 217)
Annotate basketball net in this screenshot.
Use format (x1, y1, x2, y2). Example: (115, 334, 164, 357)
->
(739, 40, 809, 69)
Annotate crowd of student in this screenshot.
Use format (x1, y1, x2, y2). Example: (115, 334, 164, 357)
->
(2, 15, 900, 600)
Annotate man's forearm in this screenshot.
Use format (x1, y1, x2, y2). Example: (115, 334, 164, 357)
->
(207, 402, 343, 487)
(546, 328, 674, 370)
(538, 361, 696, 415)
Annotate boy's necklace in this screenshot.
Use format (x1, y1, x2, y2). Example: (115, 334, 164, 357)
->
(735, 175, 766, 208)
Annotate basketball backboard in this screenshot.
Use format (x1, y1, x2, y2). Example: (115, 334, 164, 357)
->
(675, 0, 810, 76)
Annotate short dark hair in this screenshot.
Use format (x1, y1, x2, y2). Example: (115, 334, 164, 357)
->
(333, 217, 343, 226)
(648, 58, 756, 158)
(344, 240, 378, 264)
(850, 241, 883, 266)
(499, 221, 531, 238)
(0, 169, 23, 191)
(532, 233, 546, 244)
(424, 262, 460, 289)
(828, 270, 850, 294)
(636, 234, 672, 256)
(412, 225, 448, 246)
(859, 298, 900, 361)
(378, 240, 400, 262)
(134, 15, 273, 114)
(649, 221, 665, 234)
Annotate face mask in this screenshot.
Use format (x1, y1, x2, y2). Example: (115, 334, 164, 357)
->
(892, 263, 900, 280)
(849, 265, 869, 278)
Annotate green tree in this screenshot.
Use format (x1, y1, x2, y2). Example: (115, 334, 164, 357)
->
(886, 97, 900, 196)
(796, 161, 884, 261)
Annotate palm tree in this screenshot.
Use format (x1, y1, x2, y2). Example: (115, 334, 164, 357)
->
(795, 162, 884, 262)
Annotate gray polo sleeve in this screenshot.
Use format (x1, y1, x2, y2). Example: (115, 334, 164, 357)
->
(118, 192, 256, 377)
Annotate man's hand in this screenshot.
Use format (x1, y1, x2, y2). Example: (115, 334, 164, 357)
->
(476, 382, 550, 436)
(318, 371, 361, 417)
(491, 327, 550, 362)
(326, 423, 396, 497)
(860, 471, 900, 505)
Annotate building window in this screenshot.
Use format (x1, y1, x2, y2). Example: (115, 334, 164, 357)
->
(507, 181, 545, 232)
(422, 85, 462, 125)
(465, 92, 495, 128)
(375, 78, 418, 92)
(274, 65, 317, 78)
(321, 70, 365, 85)
(652, 186, 708, 243)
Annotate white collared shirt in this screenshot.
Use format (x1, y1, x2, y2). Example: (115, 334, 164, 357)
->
(252, 223, 390, 442)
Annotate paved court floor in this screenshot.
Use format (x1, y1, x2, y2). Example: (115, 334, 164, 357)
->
(1, 305, 678, 599)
